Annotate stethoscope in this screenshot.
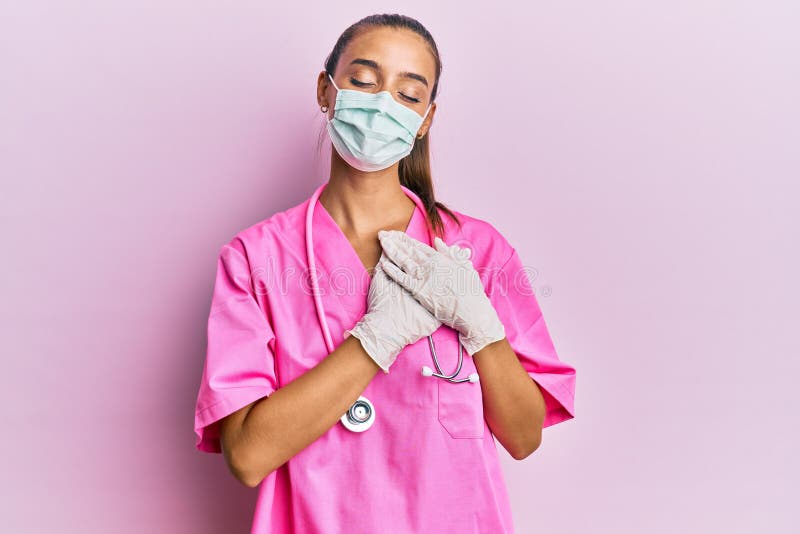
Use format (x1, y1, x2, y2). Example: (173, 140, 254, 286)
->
(305, 182, 479, 432)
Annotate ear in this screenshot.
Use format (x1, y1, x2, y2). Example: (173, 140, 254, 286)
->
(317, 70, 334, 116)
(417, 101, 436, 138)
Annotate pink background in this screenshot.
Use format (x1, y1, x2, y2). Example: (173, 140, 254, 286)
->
(2, 2, 798, 533)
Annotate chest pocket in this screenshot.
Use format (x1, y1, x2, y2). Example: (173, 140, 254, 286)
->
(432, 327, 486, 439)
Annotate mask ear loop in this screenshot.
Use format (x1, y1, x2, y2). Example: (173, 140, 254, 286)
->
(416, 103, 433, 139)
(327, 72, 340, 92)
(421, 102, 433, 120)
(326, 74, 339, 127)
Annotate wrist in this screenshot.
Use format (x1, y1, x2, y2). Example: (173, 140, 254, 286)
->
(346, 312, 406, 373)
(459, 320, 506, 356)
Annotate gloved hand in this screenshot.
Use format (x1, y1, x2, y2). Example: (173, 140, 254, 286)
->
(345, 253, 442, 373)
(377, 230, 506, 356)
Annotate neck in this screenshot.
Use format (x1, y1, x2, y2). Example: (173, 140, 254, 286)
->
(319, 161, 416, 237)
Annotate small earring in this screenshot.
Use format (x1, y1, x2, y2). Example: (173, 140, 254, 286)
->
(321, 105, 328, 113)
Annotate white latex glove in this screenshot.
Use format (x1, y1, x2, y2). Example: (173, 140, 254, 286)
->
(345, 253, 442, 373)
(377, 230, 506, 356)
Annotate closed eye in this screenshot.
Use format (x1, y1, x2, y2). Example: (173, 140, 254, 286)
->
(350, 77, 373, 88)
(350, 78, 421, 103)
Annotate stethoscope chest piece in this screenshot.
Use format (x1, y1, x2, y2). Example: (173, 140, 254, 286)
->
(340, 395, 376, 432)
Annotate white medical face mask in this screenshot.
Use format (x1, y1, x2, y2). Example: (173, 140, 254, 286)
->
(326, 73, 432, 172)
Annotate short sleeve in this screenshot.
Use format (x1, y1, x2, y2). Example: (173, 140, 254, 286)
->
(194, 241, 279, 453)
(485, 246, 576, 429)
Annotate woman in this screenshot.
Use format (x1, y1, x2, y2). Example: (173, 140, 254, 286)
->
(194, 13, 576, 534)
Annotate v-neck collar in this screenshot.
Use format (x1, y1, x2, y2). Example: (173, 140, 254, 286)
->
(311, 182, 432, 320)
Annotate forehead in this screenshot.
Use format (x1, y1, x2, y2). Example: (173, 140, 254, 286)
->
(338, 26, 436, 81)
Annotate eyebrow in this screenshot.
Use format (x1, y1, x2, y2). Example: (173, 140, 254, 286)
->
(349, 58, 429, 87)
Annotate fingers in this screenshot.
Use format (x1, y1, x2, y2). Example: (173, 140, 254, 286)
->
(455, 243, 472, 261)
(434, 236, 472, 262)
(376, 231, 406, 269)
(377, 230, 430, 278)
(433, 236, 449, 254)
(380, 230, 437, 255)
(379, 230, 474, 282)
(379, 257, 421, 295)
(367, 260, 389, 293)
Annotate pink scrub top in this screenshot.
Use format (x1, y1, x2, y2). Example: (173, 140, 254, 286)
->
(194, 185, 577, 534)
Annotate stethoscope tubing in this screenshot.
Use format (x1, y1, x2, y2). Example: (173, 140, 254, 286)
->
(306, 183, 336, 353)
(306, 181, 435, 354)
(305, 181, 477, 385)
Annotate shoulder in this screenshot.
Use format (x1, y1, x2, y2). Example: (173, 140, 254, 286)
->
(438, 206, 516, 271)
(219, 196, 309, 260)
